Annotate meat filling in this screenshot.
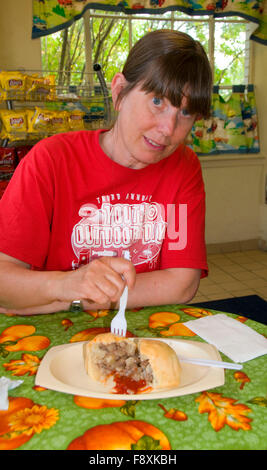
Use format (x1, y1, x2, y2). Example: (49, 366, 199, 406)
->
(94, 340, 153, 386)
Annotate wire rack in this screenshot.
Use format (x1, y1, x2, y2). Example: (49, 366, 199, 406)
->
(0, 64, 115, 147)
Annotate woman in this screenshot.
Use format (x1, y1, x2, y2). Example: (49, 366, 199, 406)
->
(0, 29, 212, 315)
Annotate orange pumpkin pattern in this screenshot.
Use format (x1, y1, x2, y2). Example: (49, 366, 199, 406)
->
(180, 307, 213, 318)
(148, 312, 195, 336)
(67, 420, 171, 450)
(74, 396, 126, 409)
(70, 327, 135, 343)
(0, 325, 50, 355)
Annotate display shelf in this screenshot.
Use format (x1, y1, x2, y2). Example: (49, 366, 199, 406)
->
(0, 64, 114, 147)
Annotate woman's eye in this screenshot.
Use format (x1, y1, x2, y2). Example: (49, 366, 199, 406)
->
(180, 108, 191, 117)
(152, 96, 162, 106)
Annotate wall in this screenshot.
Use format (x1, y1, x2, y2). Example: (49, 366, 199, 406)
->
(253, 41, 267, 249)
(201, 155, 265, 249)
(0, 1, 266, 251)
(253, 42, 267, 156)
(0, 0, 42, 70)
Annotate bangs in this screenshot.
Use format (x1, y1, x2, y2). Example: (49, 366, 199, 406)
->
(140, 53, 212, 119)
(119, 30, 213, 119)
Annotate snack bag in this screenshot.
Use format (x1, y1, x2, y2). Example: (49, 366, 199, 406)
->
(26, 108, 36, 127)
(0, 71, 26, 100)
(0, 84, 4, 101)
(0, 147, 16, 171)
(27, 106, 52, 136)
(44, 75, 56, 101)
(26, 74, 51, 100)
(68, 110, 85, 130)
(0, 109, 28, 141)
(50, 110, 69, 134)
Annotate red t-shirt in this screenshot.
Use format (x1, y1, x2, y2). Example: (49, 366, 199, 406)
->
(0, 130, 208, 277)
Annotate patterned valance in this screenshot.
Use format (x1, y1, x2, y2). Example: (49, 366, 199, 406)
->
(32, 0, 267, 45)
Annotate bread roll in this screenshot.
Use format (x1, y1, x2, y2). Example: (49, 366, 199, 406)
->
(83, 333, 181, 393)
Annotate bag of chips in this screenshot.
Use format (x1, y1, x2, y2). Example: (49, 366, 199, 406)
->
(25, 74, 56, 101)
(45, 75, 56, 101)
(50, 110, 70, 134)
(68, 110, 85, 130)
(0, 71, 26, 100)
(0, 109, 28, 141)
(27, 107, 52, 136)
(0, 147, 16, 171)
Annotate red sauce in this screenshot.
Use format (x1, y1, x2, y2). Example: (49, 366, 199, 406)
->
(113, 373, 149, 394)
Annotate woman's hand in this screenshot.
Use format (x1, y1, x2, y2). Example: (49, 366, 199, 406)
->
(0, 252, 136, 315)
(0, 251, 200, 316)
(55, 256, 136, 306)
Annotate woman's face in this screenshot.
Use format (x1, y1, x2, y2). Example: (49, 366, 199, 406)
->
(108, 74, 197, 169)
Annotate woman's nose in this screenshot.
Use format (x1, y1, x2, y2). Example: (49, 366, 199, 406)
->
(157, 109, 177, 136)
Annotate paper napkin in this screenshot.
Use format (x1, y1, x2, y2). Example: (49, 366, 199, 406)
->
(185, 314, 267, 363)
(0, 376, 23, 410)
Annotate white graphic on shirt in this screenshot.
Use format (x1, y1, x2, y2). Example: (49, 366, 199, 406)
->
(71, 198, 167, 269)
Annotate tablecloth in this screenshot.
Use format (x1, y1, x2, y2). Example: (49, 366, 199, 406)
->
(0, 304, 266, 450)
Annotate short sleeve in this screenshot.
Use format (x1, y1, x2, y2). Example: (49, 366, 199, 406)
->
(159, 148, 208, 278)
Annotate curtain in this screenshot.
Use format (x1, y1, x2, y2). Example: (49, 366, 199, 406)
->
(189, 85, 260, 154)
(32, 0, 267, 44)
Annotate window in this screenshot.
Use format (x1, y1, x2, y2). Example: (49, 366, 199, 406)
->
(41, 10, 253, 92)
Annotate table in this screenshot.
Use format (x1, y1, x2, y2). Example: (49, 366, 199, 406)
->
(0, 304, 266, 450)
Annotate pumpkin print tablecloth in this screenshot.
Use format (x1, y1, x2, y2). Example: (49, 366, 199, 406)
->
(0, 305, 266, 450)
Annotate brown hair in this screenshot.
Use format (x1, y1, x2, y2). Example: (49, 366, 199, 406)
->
(117, 29, 212, 119)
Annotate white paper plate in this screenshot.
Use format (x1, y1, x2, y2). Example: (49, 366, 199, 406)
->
(35, 338, 224, 400)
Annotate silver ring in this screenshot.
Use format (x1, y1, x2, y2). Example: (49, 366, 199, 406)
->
(69, 300, 84, 313)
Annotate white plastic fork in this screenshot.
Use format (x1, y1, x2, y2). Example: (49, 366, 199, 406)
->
(179, 356, 243, 370)
(110, 251, 130, 337)
(110, 284, 128, 337)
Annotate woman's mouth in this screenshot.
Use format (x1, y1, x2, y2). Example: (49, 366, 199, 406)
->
(144, 136, 166, 151)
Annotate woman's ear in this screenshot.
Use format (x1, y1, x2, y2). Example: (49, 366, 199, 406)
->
(111, 73, 127, 111)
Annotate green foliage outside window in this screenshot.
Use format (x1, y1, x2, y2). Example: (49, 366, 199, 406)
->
(41, 12, 248, 89)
